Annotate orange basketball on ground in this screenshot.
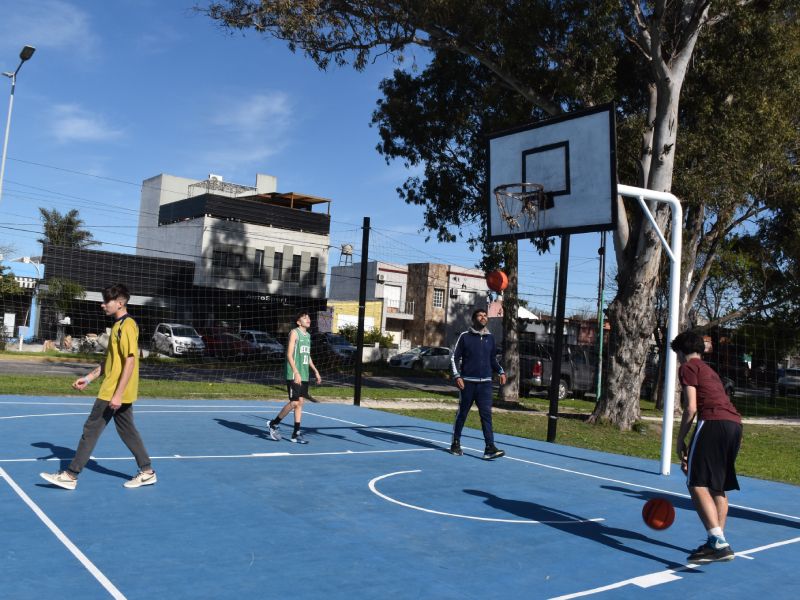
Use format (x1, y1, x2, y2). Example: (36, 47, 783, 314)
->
(486, 270, 508, 292)
(642, 498, 675, 530)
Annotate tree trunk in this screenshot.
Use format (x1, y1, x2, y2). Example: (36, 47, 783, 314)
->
(500, 241, 520, 402)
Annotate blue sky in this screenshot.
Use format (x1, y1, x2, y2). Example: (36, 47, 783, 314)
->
(0, 0, 611, 316)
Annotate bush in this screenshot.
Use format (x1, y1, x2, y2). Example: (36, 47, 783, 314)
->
(338, 325, 394, 348)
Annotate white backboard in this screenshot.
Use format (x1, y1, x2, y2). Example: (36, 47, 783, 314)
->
(487, 104, 617, 240)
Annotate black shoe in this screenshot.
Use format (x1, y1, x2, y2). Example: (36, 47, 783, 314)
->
(449, 441, 463, 456)
(483, 446, 505, 460)
(688, 542, 735, 563)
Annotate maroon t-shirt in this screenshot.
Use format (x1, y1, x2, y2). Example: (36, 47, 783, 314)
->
(678, 357, 741, 424)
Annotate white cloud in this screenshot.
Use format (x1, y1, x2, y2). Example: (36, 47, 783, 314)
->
(0, 0, 98, 59)
(204, 92, 295, 167)
(49, 104, 124, 144)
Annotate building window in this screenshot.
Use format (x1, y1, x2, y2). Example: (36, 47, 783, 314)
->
(309, 256, 319, 285)
(288, 254, 301, 282)
(253, 249, 264, 280)
(273, 252, 283, 280)
(433, 288, 444, 308)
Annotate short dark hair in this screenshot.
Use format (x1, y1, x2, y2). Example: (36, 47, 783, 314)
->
(294, 310, 310, 323)
(472, 308, 488, 320)
(102, 283, 130, 304)
(670, 331, 705, 355)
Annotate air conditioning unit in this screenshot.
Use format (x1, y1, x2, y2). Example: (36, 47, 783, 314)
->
(376, 273, 386, 283)
(449, 288, 460, 298)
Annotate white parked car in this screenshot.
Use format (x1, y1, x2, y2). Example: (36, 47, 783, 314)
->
(151, 323, 205, 357)
(389, 346, 452, 370)
(777, 368, 800, 396)
(239, 330, 285, 360)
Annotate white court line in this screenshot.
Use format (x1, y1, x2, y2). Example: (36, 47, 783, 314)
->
(0, 467, 127, 600)
(368, 470, 604, 524)
(304, 410, 800, 523)
(6, 403, 799, 523)
(549, 536, 800, 599)
(1, 409, 277, 420)
(0, 447, 434, 464)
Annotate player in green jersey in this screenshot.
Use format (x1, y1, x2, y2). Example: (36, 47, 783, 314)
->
(267, 311, 321, 444)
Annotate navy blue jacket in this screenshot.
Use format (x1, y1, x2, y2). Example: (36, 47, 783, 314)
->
(450, 328, 504, 382)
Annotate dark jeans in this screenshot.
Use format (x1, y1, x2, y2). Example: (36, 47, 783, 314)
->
(67, 399, 152, 477)
(452, 381, 495, 447)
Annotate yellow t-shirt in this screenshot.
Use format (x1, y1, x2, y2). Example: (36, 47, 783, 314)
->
(98, 315, 139, 404)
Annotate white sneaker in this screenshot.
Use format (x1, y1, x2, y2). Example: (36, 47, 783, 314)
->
(124, 471, 157, 489)
(268, 420, 282, 441)
(40, 471, 77, 490)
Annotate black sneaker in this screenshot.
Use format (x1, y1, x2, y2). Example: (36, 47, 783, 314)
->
(483, 446, 505, 460)
(688, 542, 735, 563)
(290, 433, 308, 444)
(449, 441, 463, 456)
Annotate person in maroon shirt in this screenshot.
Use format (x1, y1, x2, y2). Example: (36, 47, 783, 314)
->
(672, 331, 743, 564)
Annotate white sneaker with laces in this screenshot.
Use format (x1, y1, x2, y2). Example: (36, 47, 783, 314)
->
(40, 471, 77, 490)
(268, 420, 282, 441)
(124, 470, 157, 489)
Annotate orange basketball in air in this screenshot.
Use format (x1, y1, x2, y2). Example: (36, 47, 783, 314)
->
(642, 498, 675, 530)
(486, 270, 508, 292)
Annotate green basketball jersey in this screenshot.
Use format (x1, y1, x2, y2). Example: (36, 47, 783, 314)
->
(285, 327, 311, 381)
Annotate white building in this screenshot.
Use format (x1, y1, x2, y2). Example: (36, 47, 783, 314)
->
(136, 173, 330, 300)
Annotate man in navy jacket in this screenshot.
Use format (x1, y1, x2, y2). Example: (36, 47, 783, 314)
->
(450, 308, 506, 459)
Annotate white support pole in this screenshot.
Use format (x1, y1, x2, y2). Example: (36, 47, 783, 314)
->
(617, 184, 683, 476)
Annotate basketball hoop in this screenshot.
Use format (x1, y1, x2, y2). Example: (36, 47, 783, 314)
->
(493, 182, 551, 233)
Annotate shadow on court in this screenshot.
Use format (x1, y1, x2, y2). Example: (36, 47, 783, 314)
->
(30, 441, 130, 482)
(464, 488, 693, 569)
(602, 484, 800, 531)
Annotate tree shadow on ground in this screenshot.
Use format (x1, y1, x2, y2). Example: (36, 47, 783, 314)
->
(464, 488, 693, 569)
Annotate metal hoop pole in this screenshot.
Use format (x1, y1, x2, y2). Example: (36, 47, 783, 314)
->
(618, 184, 682, 476)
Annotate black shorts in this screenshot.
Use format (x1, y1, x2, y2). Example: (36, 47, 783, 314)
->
(686, 419, 742, 492)
(286, 380, 309, 401)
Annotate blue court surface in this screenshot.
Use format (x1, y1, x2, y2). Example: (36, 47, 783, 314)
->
(2, 395, 798, 599)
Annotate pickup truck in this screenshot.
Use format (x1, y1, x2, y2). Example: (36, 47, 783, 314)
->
(518, 342, 598, 400)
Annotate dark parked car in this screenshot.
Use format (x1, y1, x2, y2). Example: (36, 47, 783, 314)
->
(311, 332, 357, 366)
(518, 341, 597, 400)
(200, 329, 259, 360)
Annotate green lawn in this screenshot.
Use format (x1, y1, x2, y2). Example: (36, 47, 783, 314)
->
(380, 408, 800, 486)
(0, 374, 456, 401)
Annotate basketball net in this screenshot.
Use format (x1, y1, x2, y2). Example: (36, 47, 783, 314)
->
(493, 183, 547, 236)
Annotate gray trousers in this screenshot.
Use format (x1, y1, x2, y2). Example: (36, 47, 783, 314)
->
(67, 399, 152, 477)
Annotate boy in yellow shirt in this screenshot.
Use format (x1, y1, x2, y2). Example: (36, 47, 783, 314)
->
(41, 284, 156, 490)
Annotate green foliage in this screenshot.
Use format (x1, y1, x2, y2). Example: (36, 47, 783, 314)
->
(37, 277, 85, 314)
(338, 324, 395, 348)
(38, 208, 98, 248)
(0, 264, 23, 296)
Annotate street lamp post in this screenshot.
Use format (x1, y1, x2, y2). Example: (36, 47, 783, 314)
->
(0, 45, 36, 205)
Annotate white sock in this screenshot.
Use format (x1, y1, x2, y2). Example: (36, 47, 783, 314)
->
(708, 527, 724, 539)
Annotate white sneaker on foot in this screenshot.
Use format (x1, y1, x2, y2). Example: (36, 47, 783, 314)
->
(124, 471, 157, 488)
(40, 471, 77, 490)
(268, 420, 282, 441)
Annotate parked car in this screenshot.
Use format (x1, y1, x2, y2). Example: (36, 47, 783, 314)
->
(777, 367, 800, 396)
(518, 342, 597, 400)
(642, 351, 736, 401)
(311, 332, 357, 365)
(389, 346, 452, 370)
(239, 330, 285, 360)
(151, 323, 205, 357)
(200, 329, 259, 361)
